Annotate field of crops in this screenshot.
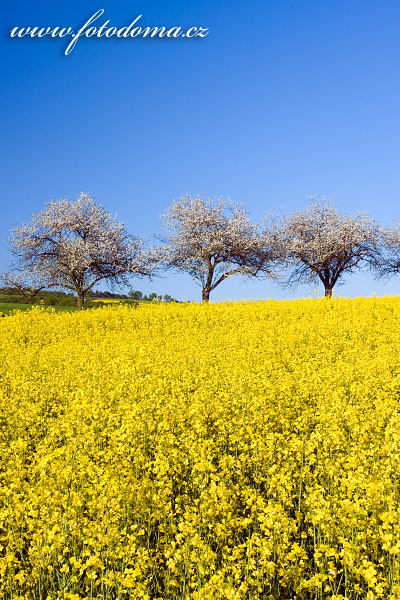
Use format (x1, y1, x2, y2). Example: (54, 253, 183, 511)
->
(0, 298, 400, 600)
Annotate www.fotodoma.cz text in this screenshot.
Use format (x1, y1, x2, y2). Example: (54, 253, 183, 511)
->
(10, 9, 209, 55)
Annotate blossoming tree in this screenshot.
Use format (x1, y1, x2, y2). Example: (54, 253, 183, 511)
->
(4, 193, 152, 309)
(268, 198, 380, 297)
(158, 194, 276, 302)
(0, 268, 52, 302)
(373, 222, 400, 281)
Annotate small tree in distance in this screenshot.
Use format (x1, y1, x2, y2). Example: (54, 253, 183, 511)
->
(268, 198, 381, 297)
(4, 193, 153, 309)
(158, 194, 277, 302)
(129, 290, 143, 300)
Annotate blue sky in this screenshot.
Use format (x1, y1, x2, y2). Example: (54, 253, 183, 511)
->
(1, 0, 399, 301)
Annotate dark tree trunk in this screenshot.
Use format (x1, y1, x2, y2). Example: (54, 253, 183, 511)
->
(202, 287, 210, 303)
(325, 286, 333, 298)
(77, 291, 84, 310)
(202, 263, 215, 303)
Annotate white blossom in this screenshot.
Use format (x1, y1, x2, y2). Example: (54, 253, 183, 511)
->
(265, 197, 381, 297)
(157, 194, 276, 302)
(4, 193, 152, 309)
(0, 268, 52, 301)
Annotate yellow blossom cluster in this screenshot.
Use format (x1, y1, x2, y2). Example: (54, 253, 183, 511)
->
(0, 297, 400, 599)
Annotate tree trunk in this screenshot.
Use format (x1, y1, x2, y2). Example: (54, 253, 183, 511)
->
(77, 291, 84, 310)
(202, 287, 210, 303)
(202, 264, 214, 303)
(325, 286, 333, 298)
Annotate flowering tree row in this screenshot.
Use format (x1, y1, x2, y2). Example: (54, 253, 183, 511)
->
(1, 192, 400, 306)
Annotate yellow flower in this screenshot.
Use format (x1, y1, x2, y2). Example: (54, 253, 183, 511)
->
(0, 298, 399, 598)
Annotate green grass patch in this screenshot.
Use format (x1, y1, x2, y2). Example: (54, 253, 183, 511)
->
(0, 303, 78, 315)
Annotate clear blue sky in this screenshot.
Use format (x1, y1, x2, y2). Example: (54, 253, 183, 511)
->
(1, 0, 399, 301)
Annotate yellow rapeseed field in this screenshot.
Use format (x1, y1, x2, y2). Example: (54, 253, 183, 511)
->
(0, 297, 400, 600)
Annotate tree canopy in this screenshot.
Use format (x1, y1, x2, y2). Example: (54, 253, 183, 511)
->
(267, 198, 380, 297)
(4, 193, 152, 309)
(157, 194, 276, 302)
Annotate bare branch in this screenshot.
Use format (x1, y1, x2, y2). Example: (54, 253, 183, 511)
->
(372, 223, 400, 280)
